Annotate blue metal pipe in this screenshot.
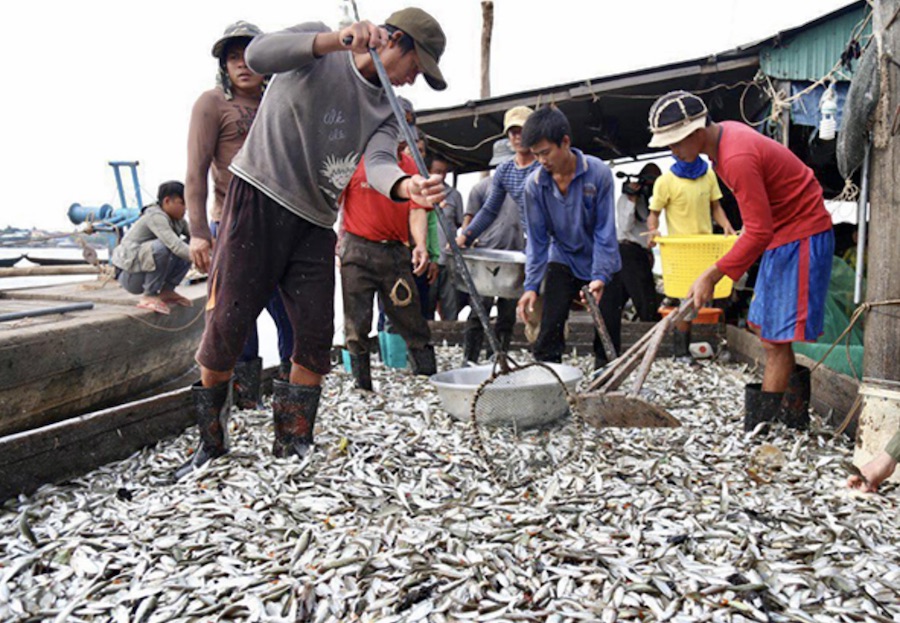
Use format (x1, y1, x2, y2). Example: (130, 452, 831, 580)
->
(67, 203, 113, 225)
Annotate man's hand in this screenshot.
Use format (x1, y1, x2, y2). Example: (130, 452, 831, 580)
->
(641, 229, 661, 248)
(407, 174, 446, 208)
(518, 290, 539, 324)
(426, 261, 439, 284)
(190, 237, 214, 274)
(454, 232, 469, 248)
(581, 279, 605, 305)
(723, 224, 738, 237)
(411, 245, 429, 276)
(337, 21, 386, 53)
(847, 451, 898, 493)
(686, 265, 723, 310)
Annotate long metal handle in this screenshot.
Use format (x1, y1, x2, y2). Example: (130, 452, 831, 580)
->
(357, 35, 505, 365)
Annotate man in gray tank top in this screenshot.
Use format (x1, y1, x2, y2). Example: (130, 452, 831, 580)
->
(175, 8, 449, 481)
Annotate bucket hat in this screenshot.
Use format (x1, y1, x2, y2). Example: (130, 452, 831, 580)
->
(503, 106, 533, 133)
(212, 21, 262, 59)
(489, 138, 515, 166)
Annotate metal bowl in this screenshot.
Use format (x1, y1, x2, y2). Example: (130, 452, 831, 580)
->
(430, 363, 583, 429)
(454, 248, 526, 299)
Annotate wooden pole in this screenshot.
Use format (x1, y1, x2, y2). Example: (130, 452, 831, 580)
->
(480, 1, 494, 179)
(854, 0, 900, 479)
(0, 265, 101, 278)
(480, 1, 493, 100)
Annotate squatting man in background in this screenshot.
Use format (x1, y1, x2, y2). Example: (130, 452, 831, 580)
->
(174, 8, 448, 481)
(112, 181, 192, 315)
(647, 91, 833, 433)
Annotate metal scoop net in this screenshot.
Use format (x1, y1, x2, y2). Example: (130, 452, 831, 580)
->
(468, 356, 584, 489)
(354, 8, 581, 488)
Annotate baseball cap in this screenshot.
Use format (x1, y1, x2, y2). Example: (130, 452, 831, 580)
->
(212, 21, 262, 59)
(647, 91, 708, 148)
(503, 106, 533, 133)
(385, 8, 447, 91)
(489, 138, 515, 166)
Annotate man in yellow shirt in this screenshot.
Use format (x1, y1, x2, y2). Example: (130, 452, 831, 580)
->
(646, 157, 735, 357)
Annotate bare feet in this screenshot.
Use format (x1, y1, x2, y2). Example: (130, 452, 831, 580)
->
(847, 451, 898, 493)
(160, 290, 192, 307)
(136, 295, 171, 315)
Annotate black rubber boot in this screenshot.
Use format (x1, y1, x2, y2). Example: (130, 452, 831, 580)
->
(277, 360, 292, 382)
(744, 382, 784, 433)
(779, 365, 811, 430)
(463, 330, 483, 365)
(173, 380, 232, 481)
(408, 344, 437, 376)
(272, 379, 320, 459)
(673, 328, 691, 359)
(233, 357, 262, 410)
(350, 352, 373, 391)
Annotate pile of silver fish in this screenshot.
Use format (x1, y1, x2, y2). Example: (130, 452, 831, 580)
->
(2, 347, 899, 622)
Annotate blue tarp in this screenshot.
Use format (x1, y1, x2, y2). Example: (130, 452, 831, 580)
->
(789, 81, 850, 130)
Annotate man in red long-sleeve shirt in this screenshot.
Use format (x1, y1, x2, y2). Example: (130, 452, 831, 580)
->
(648, 91, 834, 432)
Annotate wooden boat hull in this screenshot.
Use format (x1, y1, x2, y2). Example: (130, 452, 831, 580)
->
(0, 280, 207, 436)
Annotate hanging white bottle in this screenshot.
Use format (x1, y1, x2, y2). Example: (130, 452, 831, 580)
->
(819, 84, 838, 141)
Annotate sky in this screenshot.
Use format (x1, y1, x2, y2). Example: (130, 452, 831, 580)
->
(1, 0, 855, 231)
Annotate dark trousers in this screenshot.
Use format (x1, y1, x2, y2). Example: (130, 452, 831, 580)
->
(341, 233, 430, 354)
(605, 241, 660, 324)
(199, 178, 336, 375)
(211, 219, 294, 363)
(534, 262, 620, 364)
(464, 295, 517, 353)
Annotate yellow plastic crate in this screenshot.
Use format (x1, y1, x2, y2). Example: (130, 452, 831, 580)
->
(656, 234, 738, 299)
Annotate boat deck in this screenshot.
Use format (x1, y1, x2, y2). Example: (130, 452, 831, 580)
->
(0, 278, 208, 436)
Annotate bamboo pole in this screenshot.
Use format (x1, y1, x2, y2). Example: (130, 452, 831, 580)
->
(0, 265, 101, 278)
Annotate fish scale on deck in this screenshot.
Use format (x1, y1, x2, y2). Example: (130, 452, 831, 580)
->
(1, 346, 899, 622)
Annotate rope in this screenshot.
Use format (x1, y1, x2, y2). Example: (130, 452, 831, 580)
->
(424, 131, 504, 153)
(807, 299, 900, 380)
(831, 178, 860, 203)
(0, 231, 85, 248)
(122, 305, 206, 333)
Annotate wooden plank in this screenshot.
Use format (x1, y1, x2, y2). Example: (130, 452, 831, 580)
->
(0, 386, 193, 502)
(429, 315, 722, 357)
(725, 325, 860, 431)
(0, 365, 280, 502)
(0, 282, 208, 435)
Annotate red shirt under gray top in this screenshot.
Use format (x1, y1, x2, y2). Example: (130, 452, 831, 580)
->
(342, 154, 418, 242)
(230, 22, 409, 229)
(713, 121, 833, 280)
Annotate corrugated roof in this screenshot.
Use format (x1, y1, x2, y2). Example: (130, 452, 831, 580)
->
(760, 4, 871, 81)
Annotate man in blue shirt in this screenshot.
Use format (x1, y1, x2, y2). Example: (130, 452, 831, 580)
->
(517, 107, 621, 367)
